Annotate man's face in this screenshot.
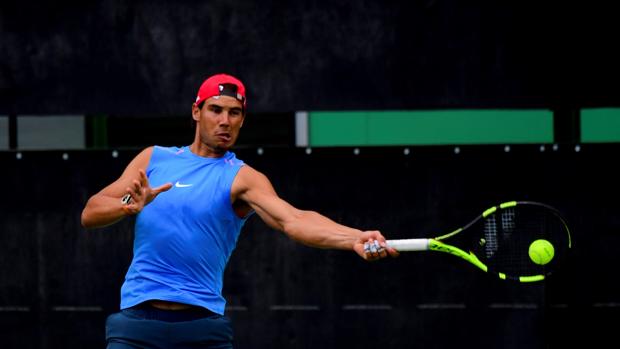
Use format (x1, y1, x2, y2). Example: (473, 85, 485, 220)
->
(192, 95, 245, 156)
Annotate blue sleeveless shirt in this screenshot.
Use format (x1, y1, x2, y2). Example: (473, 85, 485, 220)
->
(120, 145, 250, 314)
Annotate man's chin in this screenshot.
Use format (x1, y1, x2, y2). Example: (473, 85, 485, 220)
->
(213, 144, 231, 154)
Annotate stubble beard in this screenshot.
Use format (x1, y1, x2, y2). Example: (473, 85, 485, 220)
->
(200, 134, 230, 156)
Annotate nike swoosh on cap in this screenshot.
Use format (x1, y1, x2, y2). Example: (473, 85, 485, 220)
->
(175, 181, 193, 188)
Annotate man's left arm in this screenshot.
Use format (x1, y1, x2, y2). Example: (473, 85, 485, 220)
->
(232, 166, 399, 261)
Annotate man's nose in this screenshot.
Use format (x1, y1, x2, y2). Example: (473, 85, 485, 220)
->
(218, 113, 231, 126)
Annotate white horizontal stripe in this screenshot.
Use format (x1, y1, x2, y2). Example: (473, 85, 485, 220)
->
(270, 305, 320, 311)
(52, 306, 103, 312)
(417, 303, 466, 309)
(342, 304, 392, 310)
(0, 306, 30, 312)
(488, 303, 538, 309)
(593, 302, 620, 308)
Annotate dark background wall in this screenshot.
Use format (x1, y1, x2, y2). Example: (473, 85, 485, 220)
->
(1, 1, 619, 115)
(1, 1, 619, 348)
(1, 145, 619, 348)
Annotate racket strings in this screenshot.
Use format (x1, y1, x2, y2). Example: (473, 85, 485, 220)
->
(477, 207, 564, 277)
(499, 208, 530, 275)
(501, 209, 516, 233)
(483, 216, 498, 258)
(488, 208, 530, 275)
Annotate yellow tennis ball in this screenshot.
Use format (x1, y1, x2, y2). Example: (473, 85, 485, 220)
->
(529, 239, 555, 265)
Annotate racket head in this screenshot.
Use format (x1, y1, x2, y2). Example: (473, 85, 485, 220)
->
(438, 201, 572, 282)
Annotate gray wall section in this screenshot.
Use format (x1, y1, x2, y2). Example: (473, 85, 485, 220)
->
(17, 116, 85, 150)
(0, 117, 7, 149)
(0, 145, 618, 348)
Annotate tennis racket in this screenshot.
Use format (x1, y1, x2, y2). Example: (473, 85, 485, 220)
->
(386, 201, 572, 282)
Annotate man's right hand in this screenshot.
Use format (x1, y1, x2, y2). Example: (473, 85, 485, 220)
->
(121, 169, 172, 215)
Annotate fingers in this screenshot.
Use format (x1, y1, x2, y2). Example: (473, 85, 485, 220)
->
(120, 193, 141, 215)
(132, 179, 143, 197)
(386, 246, 400, 258)
(360, 230, 399, 261)
(139, 169, 149, 188)
(120, 169, 163, 216)
(154, 182, 173, 194)
(121, 203, 140, 215)
(149, 182, 173, 203)
(124, 179, 144, 209)
(121, 175, 171, 215)
(126, 169, 152, 201)
(363, 239, 388, 261)
(120, 170, 147, 213)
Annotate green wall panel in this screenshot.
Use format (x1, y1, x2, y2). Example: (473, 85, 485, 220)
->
(581, 108, 620, 143)
(309, 112, 367, 146)
(310, 110, 553, 146)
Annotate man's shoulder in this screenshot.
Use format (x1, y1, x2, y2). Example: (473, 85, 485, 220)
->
(148, 146, 192, 161)
(152, 145, 183, 153)
(232, 164, 273, 199)
(223, 151, 247, 167)
(236, 165, 271, 185)
(236, 163, 255, 177)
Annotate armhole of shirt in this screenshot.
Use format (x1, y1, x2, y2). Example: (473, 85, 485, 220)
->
(226, 163, 255, 221)
(145, 146, 166, 176)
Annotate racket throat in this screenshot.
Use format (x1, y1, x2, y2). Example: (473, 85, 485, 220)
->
(429, 239, 488, 272)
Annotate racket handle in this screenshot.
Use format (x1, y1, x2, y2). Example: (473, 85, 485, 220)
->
(386, 239, 430, 251)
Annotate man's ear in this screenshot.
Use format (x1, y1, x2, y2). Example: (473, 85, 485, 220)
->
(192, 103, 201, 122)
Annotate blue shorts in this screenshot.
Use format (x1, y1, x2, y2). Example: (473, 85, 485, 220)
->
(105, 304, 233, 349)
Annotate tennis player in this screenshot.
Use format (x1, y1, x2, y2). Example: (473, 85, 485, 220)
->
(81, 73, 398, 348)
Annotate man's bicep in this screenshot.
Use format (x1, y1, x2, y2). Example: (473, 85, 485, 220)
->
(247, 195, 291, 231)
(252, 191, 301, 231)
(236, 167, 299, 231)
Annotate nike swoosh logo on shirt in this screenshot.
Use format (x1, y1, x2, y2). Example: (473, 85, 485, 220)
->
(175, 181, 193, 188)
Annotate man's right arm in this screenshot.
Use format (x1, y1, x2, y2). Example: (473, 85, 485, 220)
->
(81, 147, 170, 229)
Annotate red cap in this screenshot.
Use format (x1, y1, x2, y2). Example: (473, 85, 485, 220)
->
(194, 73, 247, 110)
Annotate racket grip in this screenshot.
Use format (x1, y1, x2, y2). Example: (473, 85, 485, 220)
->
(386, 239, 430, 251)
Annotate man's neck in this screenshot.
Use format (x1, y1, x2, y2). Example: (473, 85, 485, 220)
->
(189, 142, 227, 158)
